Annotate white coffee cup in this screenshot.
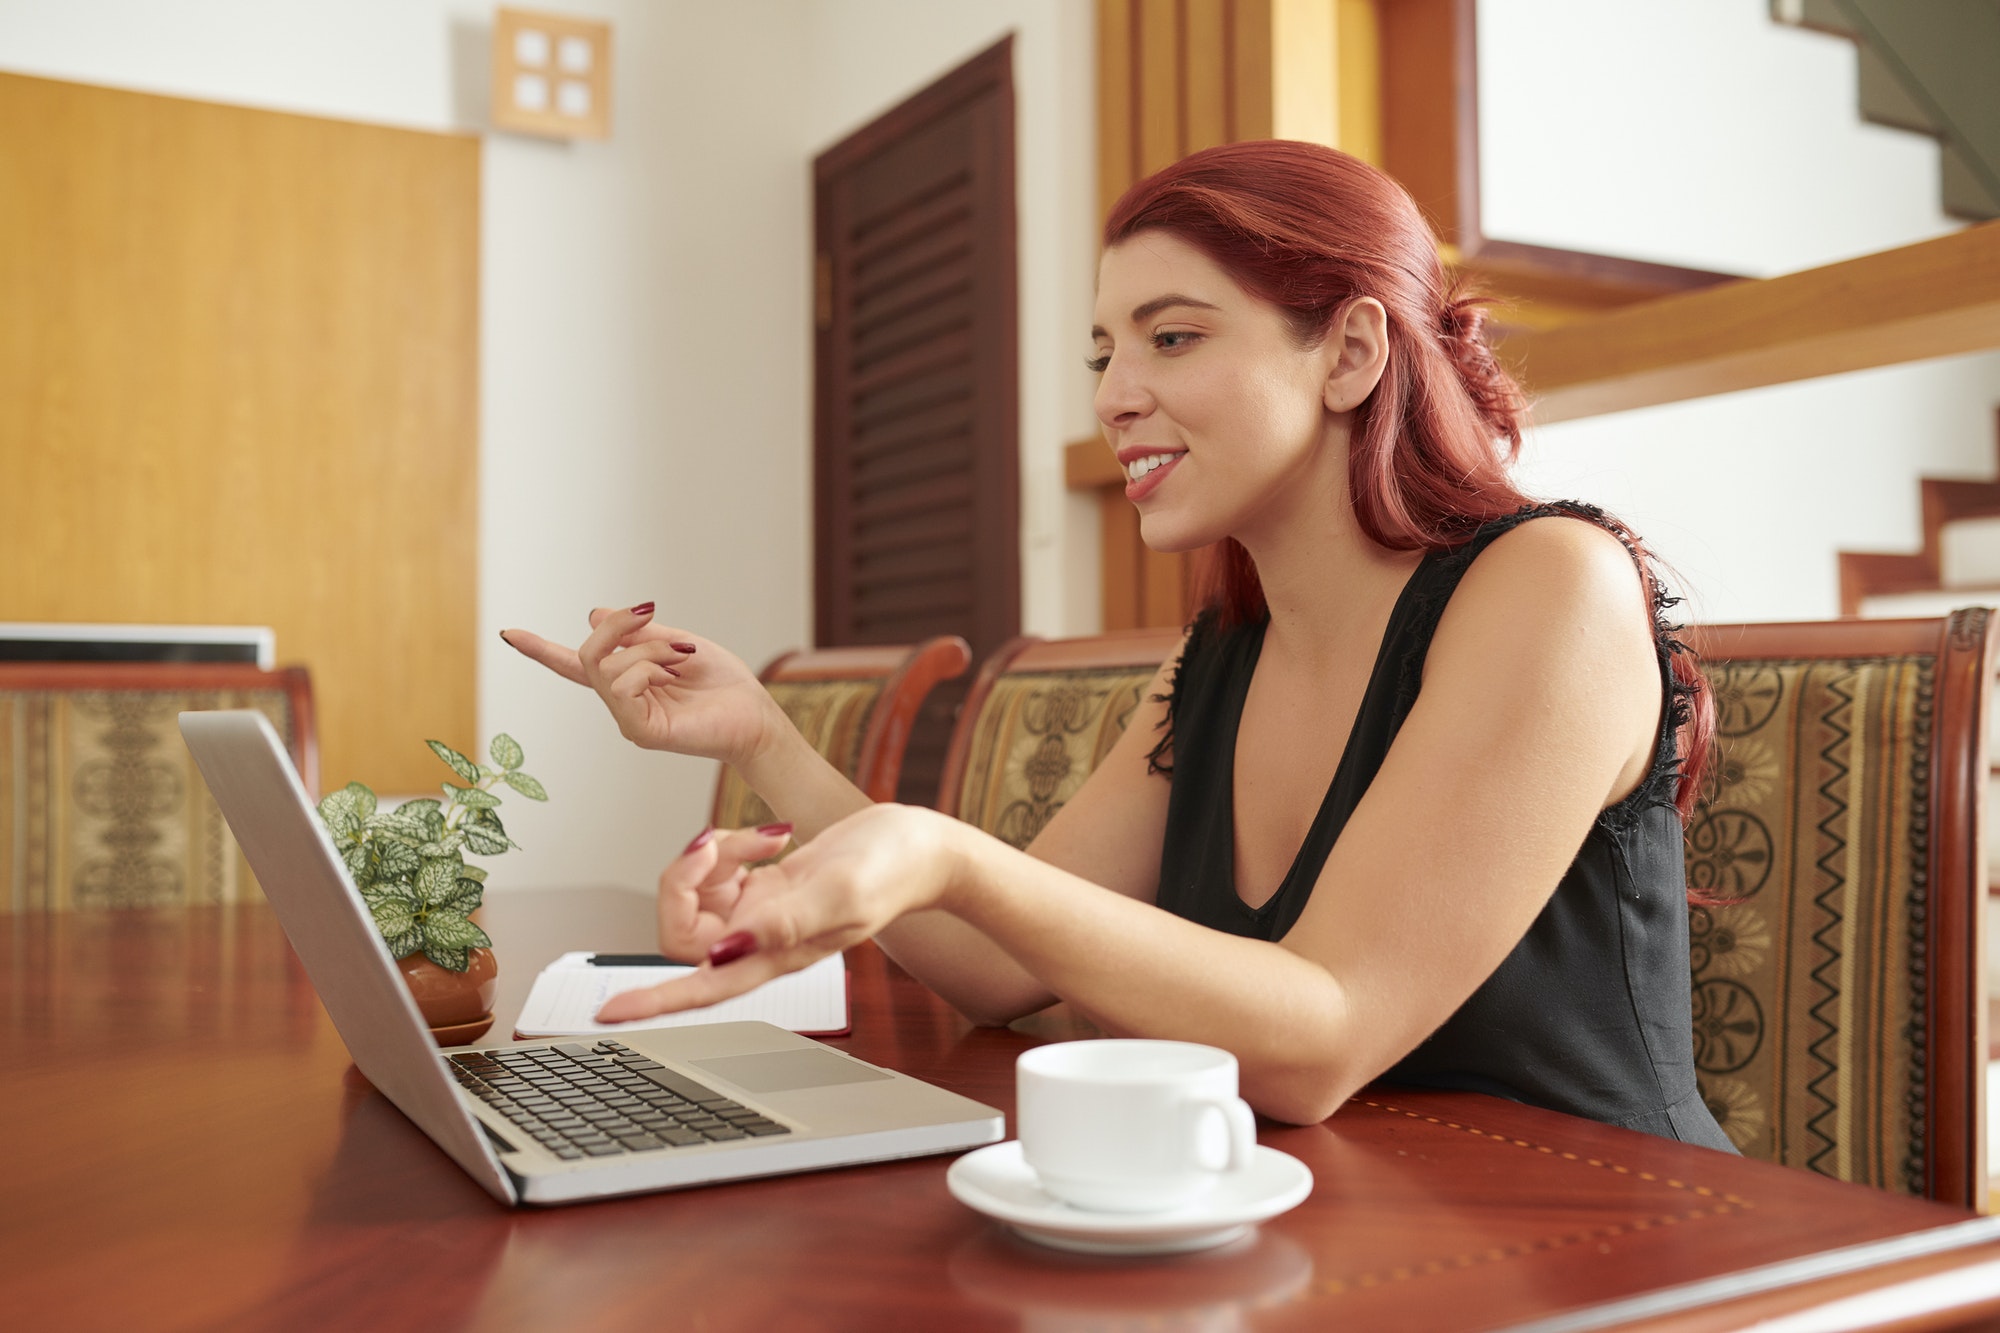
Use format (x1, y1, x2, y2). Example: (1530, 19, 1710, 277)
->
(1015, 1039, 1257, 1214)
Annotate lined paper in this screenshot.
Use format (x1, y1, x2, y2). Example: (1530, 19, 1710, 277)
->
(515, 952, 849, 1037)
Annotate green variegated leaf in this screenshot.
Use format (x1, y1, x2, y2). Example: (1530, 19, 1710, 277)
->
(419, 841, 451, 858)
(341, 842, 369, 880)
(425, 911, 490, 951)
(395, 799, 447, 841)
(384, 929, 424, 960)
(468, 806, 506, 832)
(415, 856, 464, 902)
(374, 838, 419, 880)
(438, 830, 466, 854)
(490, 733, 524, 771)
(427, 740, 481, 785)
(461, 826, 510, 856)
(450, 785, 501, 810)
(439, 878, 484, 915)
(501, 770, 548, 801)
(368, 809, 429, 842)
(316, 783, 372, 838)
(457, 864, 488, 883)
(366, 887, 420, 941)
(422, 942, 470, 973)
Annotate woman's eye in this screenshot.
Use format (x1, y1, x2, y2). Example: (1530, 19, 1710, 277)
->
(1152, 330, 1201, 352)
(1084, 352, 1111, 373)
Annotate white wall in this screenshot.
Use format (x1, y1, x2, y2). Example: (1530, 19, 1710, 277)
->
(1478, 0, 1960, 276)
(1478, 0, 2000, 619)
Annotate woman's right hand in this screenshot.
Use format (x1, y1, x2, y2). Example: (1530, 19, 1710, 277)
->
(633, 822, 798, 969)
(500, 604, 783, 768)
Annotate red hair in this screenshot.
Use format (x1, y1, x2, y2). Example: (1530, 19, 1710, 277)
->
(1104, 140, 1713, 826)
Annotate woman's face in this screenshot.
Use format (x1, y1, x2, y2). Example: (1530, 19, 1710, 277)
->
(1091, 231, 1345, 554)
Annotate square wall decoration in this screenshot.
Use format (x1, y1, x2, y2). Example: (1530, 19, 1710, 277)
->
(492, 8, 611, 140)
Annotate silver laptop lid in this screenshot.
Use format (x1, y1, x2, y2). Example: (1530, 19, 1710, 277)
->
(179, 710, 518, 1204)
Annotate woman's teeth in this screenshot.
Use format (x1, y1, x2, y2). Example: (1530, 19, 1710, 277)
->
(1126, 453, 1180, 481)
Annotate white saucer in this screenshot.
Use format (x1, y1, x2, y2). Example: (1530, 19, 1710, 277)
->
(946, 1141, 1313, 1256)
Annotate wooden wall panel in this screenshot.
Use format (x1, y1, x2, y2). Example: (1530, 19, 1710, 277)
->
(0, 73, 478, 794)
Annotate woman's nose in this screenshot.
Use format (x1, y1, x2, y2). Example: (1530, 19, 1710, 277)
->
(1093, 354, 1151, 429)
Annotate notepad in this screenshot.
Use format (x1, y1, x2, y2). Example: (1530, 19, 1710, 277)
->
(514, 952, 850, 1038)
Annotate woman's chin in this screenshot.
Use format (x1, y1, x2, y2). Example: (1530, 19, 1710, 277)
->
(1137, 512, 1224, 555)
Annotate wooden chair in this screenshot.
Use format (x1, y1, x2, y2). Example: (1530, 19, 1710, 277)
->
(0, 662, 316, 912)
(937, 628, 1184, 845)
(710, 637, 971, 829)
(1683, 611, 1992, 1207)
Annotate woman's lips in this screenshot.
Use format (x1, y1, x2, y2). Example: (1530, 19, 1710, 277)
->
(1124, 452, 1183, 502)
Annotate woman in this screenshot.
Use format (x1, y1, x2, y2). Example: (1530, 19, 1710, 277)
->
(503, 140, 1733, 1149)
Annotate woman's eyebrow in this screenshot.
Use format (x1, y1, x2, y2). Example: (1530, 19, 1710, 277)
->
(1091, 294, 1224, 340)
(1131, 294, 1221, 322)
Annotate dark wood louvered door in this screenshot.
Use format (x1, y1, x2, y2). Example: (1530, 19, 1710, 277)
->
(813, 38, 1019, 807)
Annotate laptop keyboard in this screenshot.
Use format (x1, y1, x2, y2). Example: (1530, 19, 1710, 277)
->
(448, 1039, 791, 1160)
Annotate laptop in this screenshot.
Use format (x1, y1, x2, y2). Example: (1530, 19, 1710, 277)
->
(180, 710, 1004, 1206)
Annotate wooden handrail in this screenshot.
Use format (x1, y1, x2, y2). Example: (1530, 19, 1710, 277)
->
(1501, 220, 2000, 424)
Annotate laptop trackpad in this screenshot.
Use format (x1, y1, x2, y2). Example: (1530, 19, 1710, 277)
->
(694, 1049, 893, 1093)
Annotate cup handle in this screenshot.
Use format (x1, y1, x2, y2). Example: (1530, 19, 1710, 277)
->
(1183, 1093, 1257, 1174)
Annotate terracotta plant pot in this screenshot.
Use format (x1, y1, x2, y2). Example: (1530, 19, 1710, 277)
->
(398, 947, 498, 1046)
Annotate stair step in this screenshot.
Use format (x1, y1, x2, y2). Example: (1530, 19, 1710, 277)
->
(1771, 0, 1856, 40)
(1856, 43, 1938, 137)
(1941, 518, 2000, 587)
(1942, 143, 2000, 222)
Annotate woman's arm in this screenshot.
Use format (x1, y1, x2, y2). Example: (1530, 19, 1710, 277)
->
(868, 649, 1183, 1023)
(506, 605, 1185, 1012)
(600, 520, 1662, 1125)
(501, 606, 873, 837)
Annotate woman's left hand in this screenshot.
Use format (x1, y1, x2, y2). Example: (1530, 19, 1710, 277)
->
(594, 804, 965, 1022)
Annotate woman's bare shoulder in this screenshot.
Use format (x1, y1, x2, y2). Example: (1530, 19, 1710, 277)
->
(1450, 512, 1656, 642)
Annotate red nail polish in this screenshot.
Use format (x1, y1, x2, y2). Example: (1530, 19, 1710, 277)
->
(683, 827, 715, 855)
(756, 822, 794, 838)
(708, 931, 757, 966)
(660, 665, 682, 678)
(671, 641, 698, 654)
(630, 602, 656, 616)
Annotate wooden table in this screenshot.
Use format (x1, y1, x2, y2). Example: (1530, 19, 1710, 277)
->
(6, 891, 2000, 1332)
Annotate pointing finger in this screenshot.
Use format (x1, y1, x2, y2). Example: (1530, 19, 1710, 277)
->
(498, 628, 589, 686)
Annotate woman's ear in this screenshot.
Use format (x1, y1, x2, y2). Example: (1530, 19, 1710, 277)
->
(1324, 297, 1389, 413)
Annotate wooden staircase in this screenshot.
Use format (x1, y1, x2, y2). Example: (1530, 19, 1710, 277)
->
(1774, 0, 2000, 223)
(1840, 411, 2000, 615)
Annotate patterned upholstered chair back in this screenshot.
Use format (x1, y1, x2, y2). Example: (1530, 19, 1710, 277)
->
(938, 629, 1184, 846)
(1684, 612, 1991, 1206)
(0, 663, 316, 911)
(711, 638, 971, 829)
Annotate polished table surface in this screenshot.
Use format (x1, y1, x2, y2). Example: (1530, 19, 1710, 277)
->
(6, 891, 2000, 1332)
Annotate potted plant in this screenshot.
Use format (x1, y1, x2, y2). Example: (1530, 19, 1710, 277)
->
(315, 733, 548, 1045)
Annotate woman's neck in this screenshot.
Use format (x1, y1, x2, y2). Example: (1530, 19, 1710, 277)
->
(1234, 441, 1422, 666)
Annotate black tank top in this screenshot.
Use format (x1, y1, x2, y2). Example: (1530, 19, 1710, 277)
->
(1153, 503, 1734, 1150)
